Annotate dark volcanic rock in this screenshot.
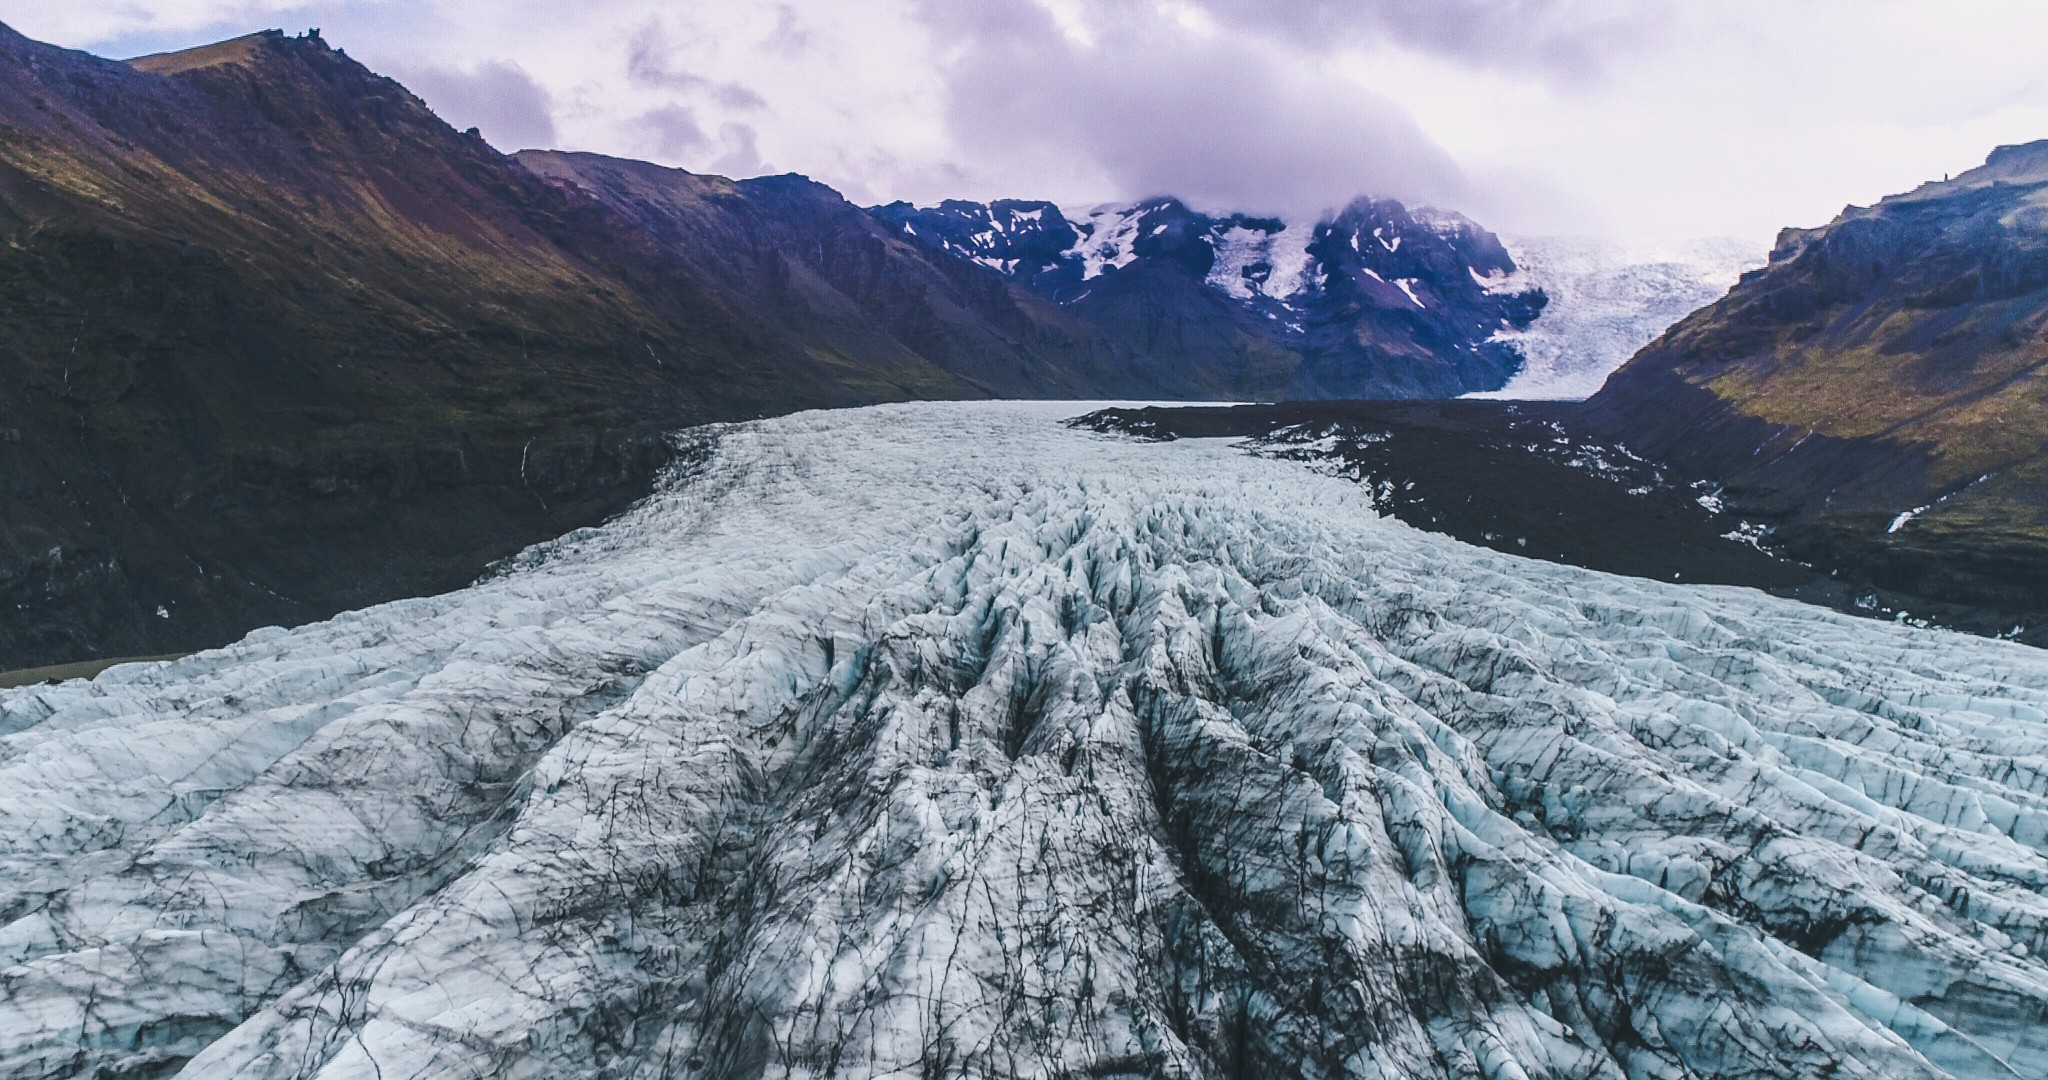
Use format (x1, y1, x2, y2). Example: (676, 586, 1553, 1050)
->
(1074, 401, 1811, 587)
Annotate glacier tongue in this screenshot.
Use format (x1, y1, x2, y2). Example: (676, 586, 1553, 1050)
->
(5, 401, 2048, 1080)
(1468, 237, 1762, 401)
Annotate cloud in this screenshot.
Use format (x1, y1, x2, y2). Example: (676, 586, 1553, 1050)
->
(708, 121, 765, 176)
(396, 58, 558, 152)
(1188, 0, 1656, 82)
(625, 17, 766, 108)
(916, 0, 1472, 217)
(761, 3, 811, 57)
(634, 103, 708, 159)
(21, 0, 2048, 240)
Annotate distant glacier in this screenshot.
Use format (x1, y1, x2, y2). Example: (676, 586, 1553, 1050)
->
(3, 402, 2044, 1079)
(1470, 236, 1763, 400)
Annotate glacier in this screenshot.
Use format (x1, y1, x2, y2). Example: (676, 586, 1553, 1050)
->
(1469, 237, 1763, 401)
(4, 401, 2048, 1079)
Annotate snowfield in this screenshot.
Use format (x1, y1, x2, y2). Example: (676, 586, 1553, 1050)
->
(5, 402, 2048, 1079)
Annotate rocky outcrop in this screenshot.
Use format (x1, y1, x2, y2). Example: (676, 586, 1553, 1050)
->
(3, 402, 2045, 1078)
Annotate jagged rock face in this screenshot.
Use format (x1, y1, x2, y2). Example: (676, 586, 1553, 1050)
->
(5, 402, 2047, 1079)
(871, 197, 1549, 398)
(865, 198, 1082, 290)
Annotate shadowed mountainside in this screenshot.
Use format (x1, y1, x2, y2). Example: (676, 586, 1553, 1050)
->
(512, 152, 1137, 398)
(0, 25, 968, 666)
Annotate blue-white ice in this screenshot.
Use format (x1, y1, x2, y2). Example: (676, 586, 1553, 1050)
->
(3, 402, 2046, 1079)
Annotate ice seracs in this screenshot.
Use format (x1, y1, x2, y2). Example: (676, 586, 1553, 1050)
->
(4, 402, 2047, 1079)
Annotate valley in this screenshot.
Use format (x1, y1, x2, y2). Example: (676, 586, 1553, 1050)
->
(3, 12, 2048, 1080)
(0, 24, 1557, 669)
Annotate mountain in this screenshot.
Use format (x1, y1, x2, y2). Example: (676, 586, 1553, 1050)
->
(0, 24, 986, 669)
(872, 196, 1547, 398)
(0, 23, 1558, 670)
(5, 401, 2045, 1079)
(1587, 141, 2048, 621)
(510, 152, 1136, 399)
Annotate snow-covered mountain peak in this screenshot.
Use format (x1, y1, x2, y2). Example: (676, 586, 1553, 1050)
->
(872, 195, 1755, 403)
(875, 194, 1519, 312)
(872, 193, 1547, 396)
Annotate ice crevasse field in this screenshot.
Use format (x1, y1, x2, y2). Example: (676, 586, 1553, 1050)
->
(3, 401, 2048, 1079)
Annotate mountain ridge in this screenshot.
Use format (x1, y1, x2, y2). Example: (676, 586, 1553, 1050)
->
(1585, 138, 2048, 619)
(0, 23, 969, 667)
(872, 194, 1547, 398)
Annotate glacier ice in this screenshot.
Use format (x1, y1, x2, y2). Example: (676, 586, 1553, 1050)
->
(1469, 237, 1763, 401)
(4, 402, 2048, 1079)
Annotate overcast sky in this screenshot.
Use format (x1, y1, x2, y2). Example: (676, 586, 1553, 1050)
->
(11, 0, 2048, 242)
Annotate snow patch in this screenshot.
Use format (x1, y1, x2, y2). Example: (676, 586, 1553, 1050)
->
(1889, 507, 1929, 533)
(1070, 203, 1146, 281)
(1204, 219, 1319, 301)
